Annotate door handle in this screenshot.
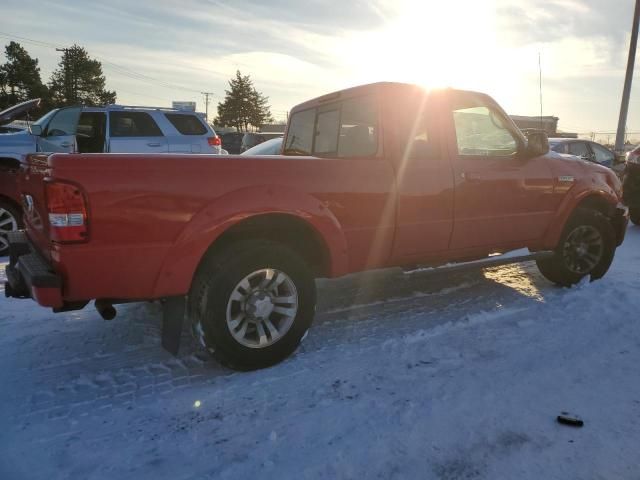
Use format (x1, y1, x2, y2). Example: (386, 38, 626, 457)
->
(60, 142, 72, 147)
(147, 142, 162, 147)
(461, 172, 482, 182)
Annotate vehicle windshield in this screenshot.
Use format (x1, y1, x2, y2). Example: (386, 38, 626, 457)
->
(241, 137, 283, 155)
(32, 109, 58, 128)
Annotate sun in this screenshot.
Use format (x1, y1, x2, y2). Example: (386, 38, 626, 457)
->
(338, 0, 519, 101)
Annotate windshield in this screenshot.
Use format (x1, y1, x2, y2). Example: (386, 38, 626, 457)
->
(32, 109, 58, 128)
(241, 136, 282, 155)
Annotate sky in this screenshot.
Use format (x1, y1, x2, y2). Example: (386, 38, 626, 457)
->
(2, 0, 639, 137)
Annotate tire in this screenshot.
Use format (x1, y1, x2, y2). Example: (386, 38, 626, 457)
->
(188, 240, 316, 371)
(536, 208, 616, 287)
(630, 207, 640, 226)
(0, 200, 22, 256)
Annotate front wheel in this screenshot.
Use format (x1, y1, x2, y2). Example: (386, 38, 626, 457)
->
(536, 208, 616, 287)
(188, 240, 316, 371)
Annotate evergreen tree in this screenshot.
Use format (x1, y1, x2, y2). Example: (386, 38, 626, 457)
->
(49, 45, 116, 106)
(216, 70, 272, 131)
(0, 41, 48, 109)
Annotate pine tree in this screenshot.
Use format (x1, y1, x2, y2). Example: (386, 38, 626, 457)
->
(0, 41, 48, 109)
(49, 45, 116, 106)
(215, 70, 272, 132)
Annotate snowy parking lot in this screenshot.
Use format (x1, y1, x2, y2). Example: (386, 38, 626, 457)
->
(1, 226, 640, 479)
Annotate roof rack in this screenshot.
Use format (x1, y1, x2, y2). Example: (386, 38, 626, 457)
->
(106, 105, 184, 112)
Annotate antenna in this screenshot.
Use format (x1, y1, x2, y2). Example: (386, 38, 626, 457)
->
(538, 51, 543, 132)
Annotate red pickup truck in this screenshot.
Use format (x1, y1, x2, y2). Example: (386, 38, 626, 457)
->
(5, 82, 628, 370)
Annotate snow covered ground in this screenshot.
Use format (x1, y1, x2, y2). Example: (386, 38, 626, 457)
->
(1, 227, 640, 480)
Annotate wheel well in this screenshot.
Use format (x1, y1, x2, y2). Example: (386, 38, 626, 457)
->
(205, 214, 331, 278)
(575, 195, 614, 217)
(0, 157, 21, 171)
(0, 193, 20, 210)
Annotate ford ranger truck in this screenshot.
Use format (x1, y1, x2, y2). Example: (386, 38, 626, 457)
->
(5, 82, 629, 370)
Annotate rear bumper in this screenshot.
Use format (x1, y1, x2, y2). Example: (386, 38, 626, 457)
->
(4, 231, 63, 308)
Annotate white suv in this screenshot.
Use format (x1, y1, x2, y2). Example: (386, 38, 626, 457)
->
(0, 101, 223, 157)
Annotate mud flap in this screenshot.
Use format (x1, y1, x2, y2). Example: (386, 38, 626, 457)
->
(161, 296, 186, 356)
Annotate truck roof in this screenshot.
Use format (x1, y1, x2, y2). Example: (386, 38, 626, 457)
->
(289, 82, 492, 114)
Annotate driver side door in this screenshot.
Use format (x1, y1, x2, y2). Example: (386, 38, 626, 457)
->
(37, 107, 81, 153)
(446, 92, 556, 251)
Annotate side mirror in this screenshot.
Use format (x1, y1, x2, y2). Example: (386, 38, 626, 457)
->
(29, 124, 42, 136)
(525, 131, 549, 157)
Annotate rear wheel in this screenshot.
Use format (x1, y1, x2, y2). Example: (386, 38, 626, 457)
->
(0, 200, 21, 256)
(536, 208, 615, 287)
(629, 207, 640, 226)
(188, 240, 316, 370)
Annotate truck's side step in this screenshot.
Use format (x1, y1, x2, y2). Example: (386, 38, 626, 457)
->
(405, 250, 555, 276)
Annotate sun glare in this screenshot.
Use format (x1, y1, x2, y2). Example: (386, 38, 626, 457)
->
(340, 0, 521, 103)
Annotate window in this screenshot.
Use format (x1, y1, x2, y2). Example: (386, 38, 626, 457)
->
(284, 95, 378, 158)
(568, 142, 590, 158)
(452, 100, 517, 156)
(284, 108, 314, 155)
(337, 97, 377, 158)
(165, 113, 207, 135)
(109, 112, 163, 137)
(550, 142, 568, 154)
(46, 107, 81, 136)
(314, 109, 340, 154)
(591, 143, 615, 164)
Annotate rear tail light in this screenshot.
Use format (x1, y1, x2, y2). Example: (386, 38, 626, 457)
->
(208, 136, 221, 147)
(45, 181, 89, 243)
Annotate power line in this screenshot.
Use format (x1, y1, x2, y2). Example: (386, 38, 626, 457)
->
(0, 31, 205, 95)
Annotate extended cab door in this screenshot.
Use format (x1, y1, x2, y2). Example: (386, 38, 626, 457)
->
(37, 107, 81, 152)
(387, 88, 455, 261)
(107, 111, 168, 153)
(445, 91, 555, 251)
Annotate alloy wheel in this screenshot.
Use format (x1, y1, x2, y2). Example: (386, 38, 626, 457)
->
(225, 268, 299, 349)
(562, 225, 604, 274)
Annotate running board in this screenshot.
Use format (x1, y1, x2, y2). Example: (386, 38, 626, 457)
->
(405, 250, 555, 276)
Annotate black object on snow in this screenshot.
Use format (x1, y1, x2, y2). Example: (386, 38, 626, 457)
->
(557, 412, 584, 427)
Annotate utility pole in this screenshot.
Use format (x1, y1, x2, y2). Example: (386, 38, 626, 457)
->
(56, 47, 75, 104)
(201, 91, 213, 123)
(615, 0, 640, 153)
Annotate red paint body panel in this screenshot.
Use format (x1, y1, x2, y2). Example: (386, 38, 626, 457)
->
(13, 83, 625, 307)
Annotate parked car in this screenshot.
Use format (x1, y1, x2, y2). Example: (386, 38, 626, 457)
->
(623, 145, 640, 225)
(241, 132, 284, 152)
(5, 82, 628, 371)
(241, 136, 282, 155)
(0, 125, 26, 134)
(549, 138, 616, 168)
(220, 132, 243, 154)
(0, 100, 223, 254)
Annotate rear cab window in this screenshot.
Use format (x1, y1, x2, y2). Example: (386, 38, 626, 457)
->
(165, 114, 208, 135)
(284, 94, 379, 158)
(109, 111, 163, 137)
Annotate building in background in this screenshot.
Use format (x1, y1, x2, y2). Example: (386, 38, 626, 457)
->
(172, 101, 196, 112)
(510, 115, 559, 135)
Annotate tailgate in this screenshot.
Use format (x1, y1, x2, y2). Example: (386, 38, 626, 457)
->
(19, 153, 53, 260)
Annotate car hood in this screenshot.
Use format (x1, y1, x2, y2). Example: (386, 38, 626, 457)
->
(0, 128, 37, 151)
(0, 98, 41, 126)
